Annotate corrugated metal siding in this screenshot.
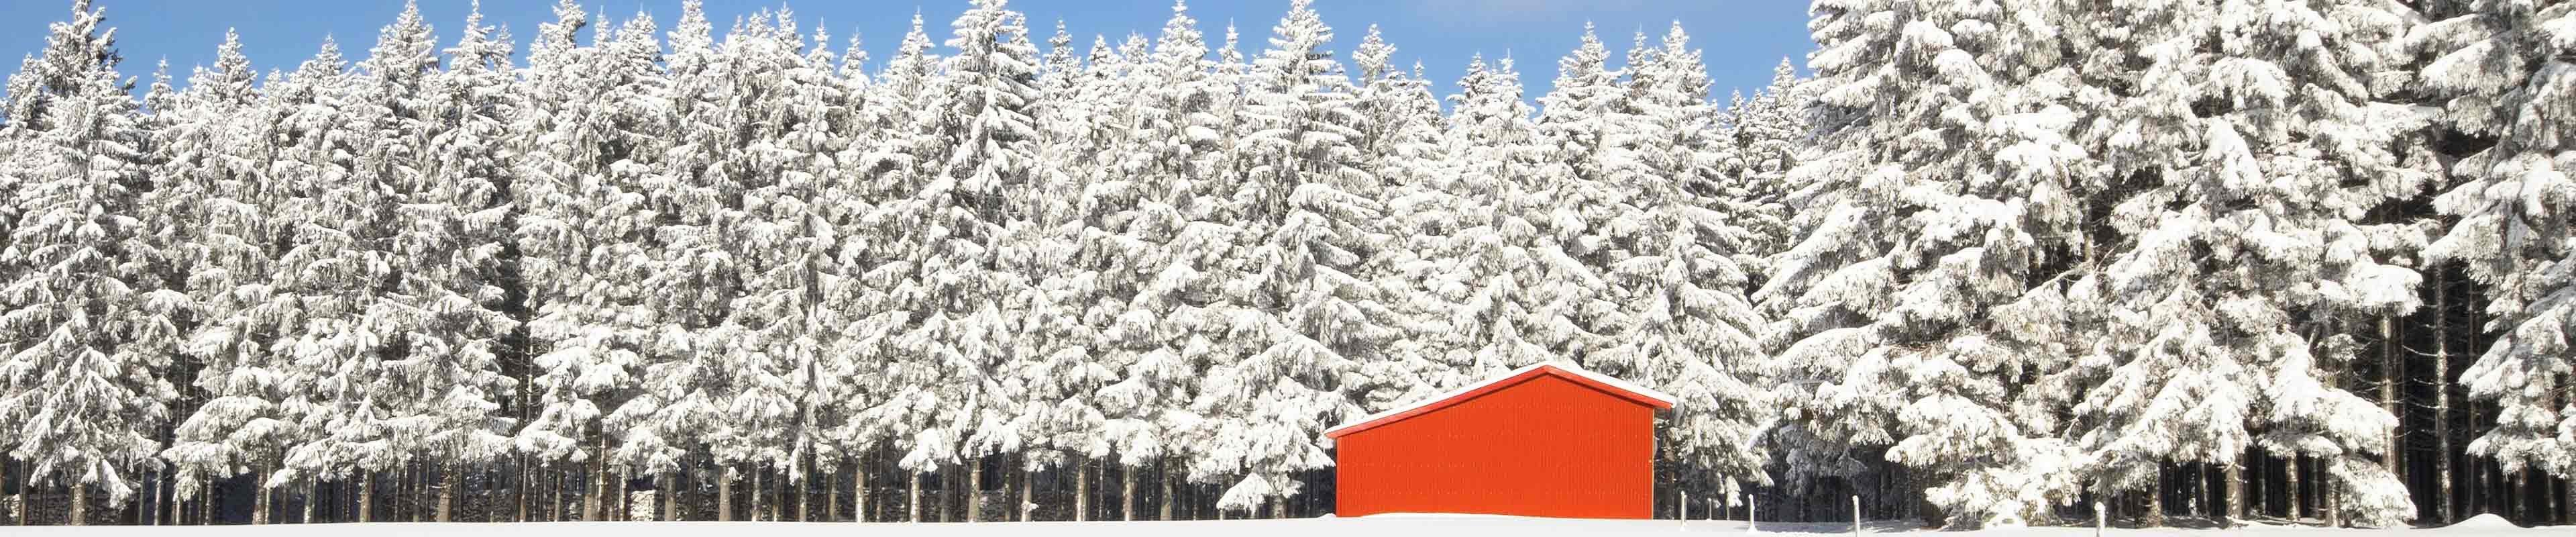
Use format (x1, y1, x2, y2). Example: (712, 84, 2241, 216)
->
(1334, 374, 1656, 519)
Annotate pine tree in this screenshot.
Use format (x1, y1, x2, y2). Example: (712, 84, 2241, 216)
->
(720, 12, 855, 508)
(930, 0, 1049, 520)
(390, 3, 523, 520)
(159, 27, 297, 509)
(247, 36, 361, 524)
(1020, 23, 1122, 518)
(2413, 0, 2576, 494)
(1356, 34, 1474, 410)
(1531, 23, 1624, 374)
(515, 0, 612, 475)
(0, 1, 174, 524)
(629, 0, 739, 518)
(1719, 58, 1812, 231)
(1764, 0, 2098, 527)
(1091, 3, 1230, 516)
(1595, 25, 1775, 499)
(845, 11, 949, 522)
(1193, 0, 1384, 515)
(2076, 0, 2424, 526)
(274, 0, 443, 504)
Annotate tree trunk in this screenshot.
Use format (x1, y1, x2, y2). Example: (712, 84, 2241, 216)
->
(2379, 314, 2401, 473)
(2196, 463, 2213, 518)
(481, 467, 494, 522)
(69, 481, 87, 526)
(439, 462, 460, 522)
(141, 467, 156, 526)
(300, 481, 314, 524)
(1017, 464, 1032, 522)
(856, 464, 869, 523)
(827, 466, 841, 522)
(659, 474, 676, 522)
(2467, 454, 2482, 518)
(613, 469, 629, 521)
(2286, 454, 2303, 522)
(966, 458, 982, 522)
(751, 466, 765, 522)
(2226, 460, 2245, 525)
(907, 471, 922, 523)
(1074, 457, 1089, 522)
(718, 466, 734, 522)
(1160, 461, 1175, 521)
(2435, 275, 2455, 524)
(358, 471, 375, 523)
(2324, 475, 2342, 528)
(160, 469, 173, 526)
(1122, 462, 1138, 521)
(2145, 465, 2165, 527)
(582, 442, 600, 521)
(941, 466, 957, 522)
(2544, 477, 2565, 524)
(2264, 455, 2279, 521)
(2514, 470, 2528, 523)
(254, 465, 272, 525)
(556, 465, 572, 521)
(514, 460, 529, 522)
(415, 460, 429, 522)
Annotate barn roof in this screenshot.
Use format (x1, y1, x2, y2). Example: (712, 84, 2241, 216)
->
(1322, 362, 1677, 439)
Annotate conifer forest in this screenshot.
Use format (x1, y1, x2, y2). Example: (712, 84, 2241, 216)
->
(0, 0, 2571, 530)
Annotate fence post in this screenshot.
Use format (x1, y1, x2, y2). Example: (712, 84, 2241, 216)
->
(2095, 501, 2106, 537)
(1851, 495, 1862, 537)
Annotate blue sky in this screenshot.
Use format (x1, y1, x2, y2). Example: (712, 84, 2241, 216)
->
(0, 0, 1815, 104)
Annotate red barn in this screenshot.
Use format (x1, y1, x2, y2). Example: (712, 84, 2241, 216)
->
(1324, 362, 1675, 519)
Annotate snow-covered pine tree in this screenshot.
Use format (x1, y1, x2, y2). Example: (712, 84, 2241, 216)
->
(655, 9, 821, 520)
(1579, 24, 1778, 501)
(1191, 0, 1383, 516)
(629, 0, 745, 518)
(1091, 2, 1232, 518)
(2080, 0, 2424, 526)
(1762, 0, 2100, 527)
(1016, 24, 1122, 520)
(0, 0, 175, 523)
(158, 26, 291, 507)
(273, 0, 442, 509)
(928, 0, 1047, 520)
(514, 2, 639, 517)
(2412, 0, 2576, 493)
(125, 58, 191, 524)
(372, 3, 525, 520)
(808, 25, 880, 523)
(720, 13, 855, 516)
(1719, 58, 1813, 232)
(843, 11, 952, 522)
(1350, 29, 1470, 411)
(243, 36, 364, 524)
(1438, 54, 1558, 376)
(1530, 23, 1625, 372)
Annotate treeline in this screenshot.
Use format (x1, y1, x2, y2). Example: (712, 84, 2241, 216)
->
(0, 0, 2568, 530)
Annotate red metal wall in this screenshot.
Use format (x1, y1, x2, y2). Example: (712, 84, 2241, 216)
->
(1332, 374, 1658, 519)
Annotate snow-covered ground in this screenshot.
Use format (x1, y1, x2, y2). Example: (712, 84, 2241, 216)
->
(4, 514, 2561, 536)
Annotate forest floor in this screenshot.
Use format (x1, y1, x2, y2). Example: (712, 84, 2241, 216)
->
(0, 514, 2564, 536)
